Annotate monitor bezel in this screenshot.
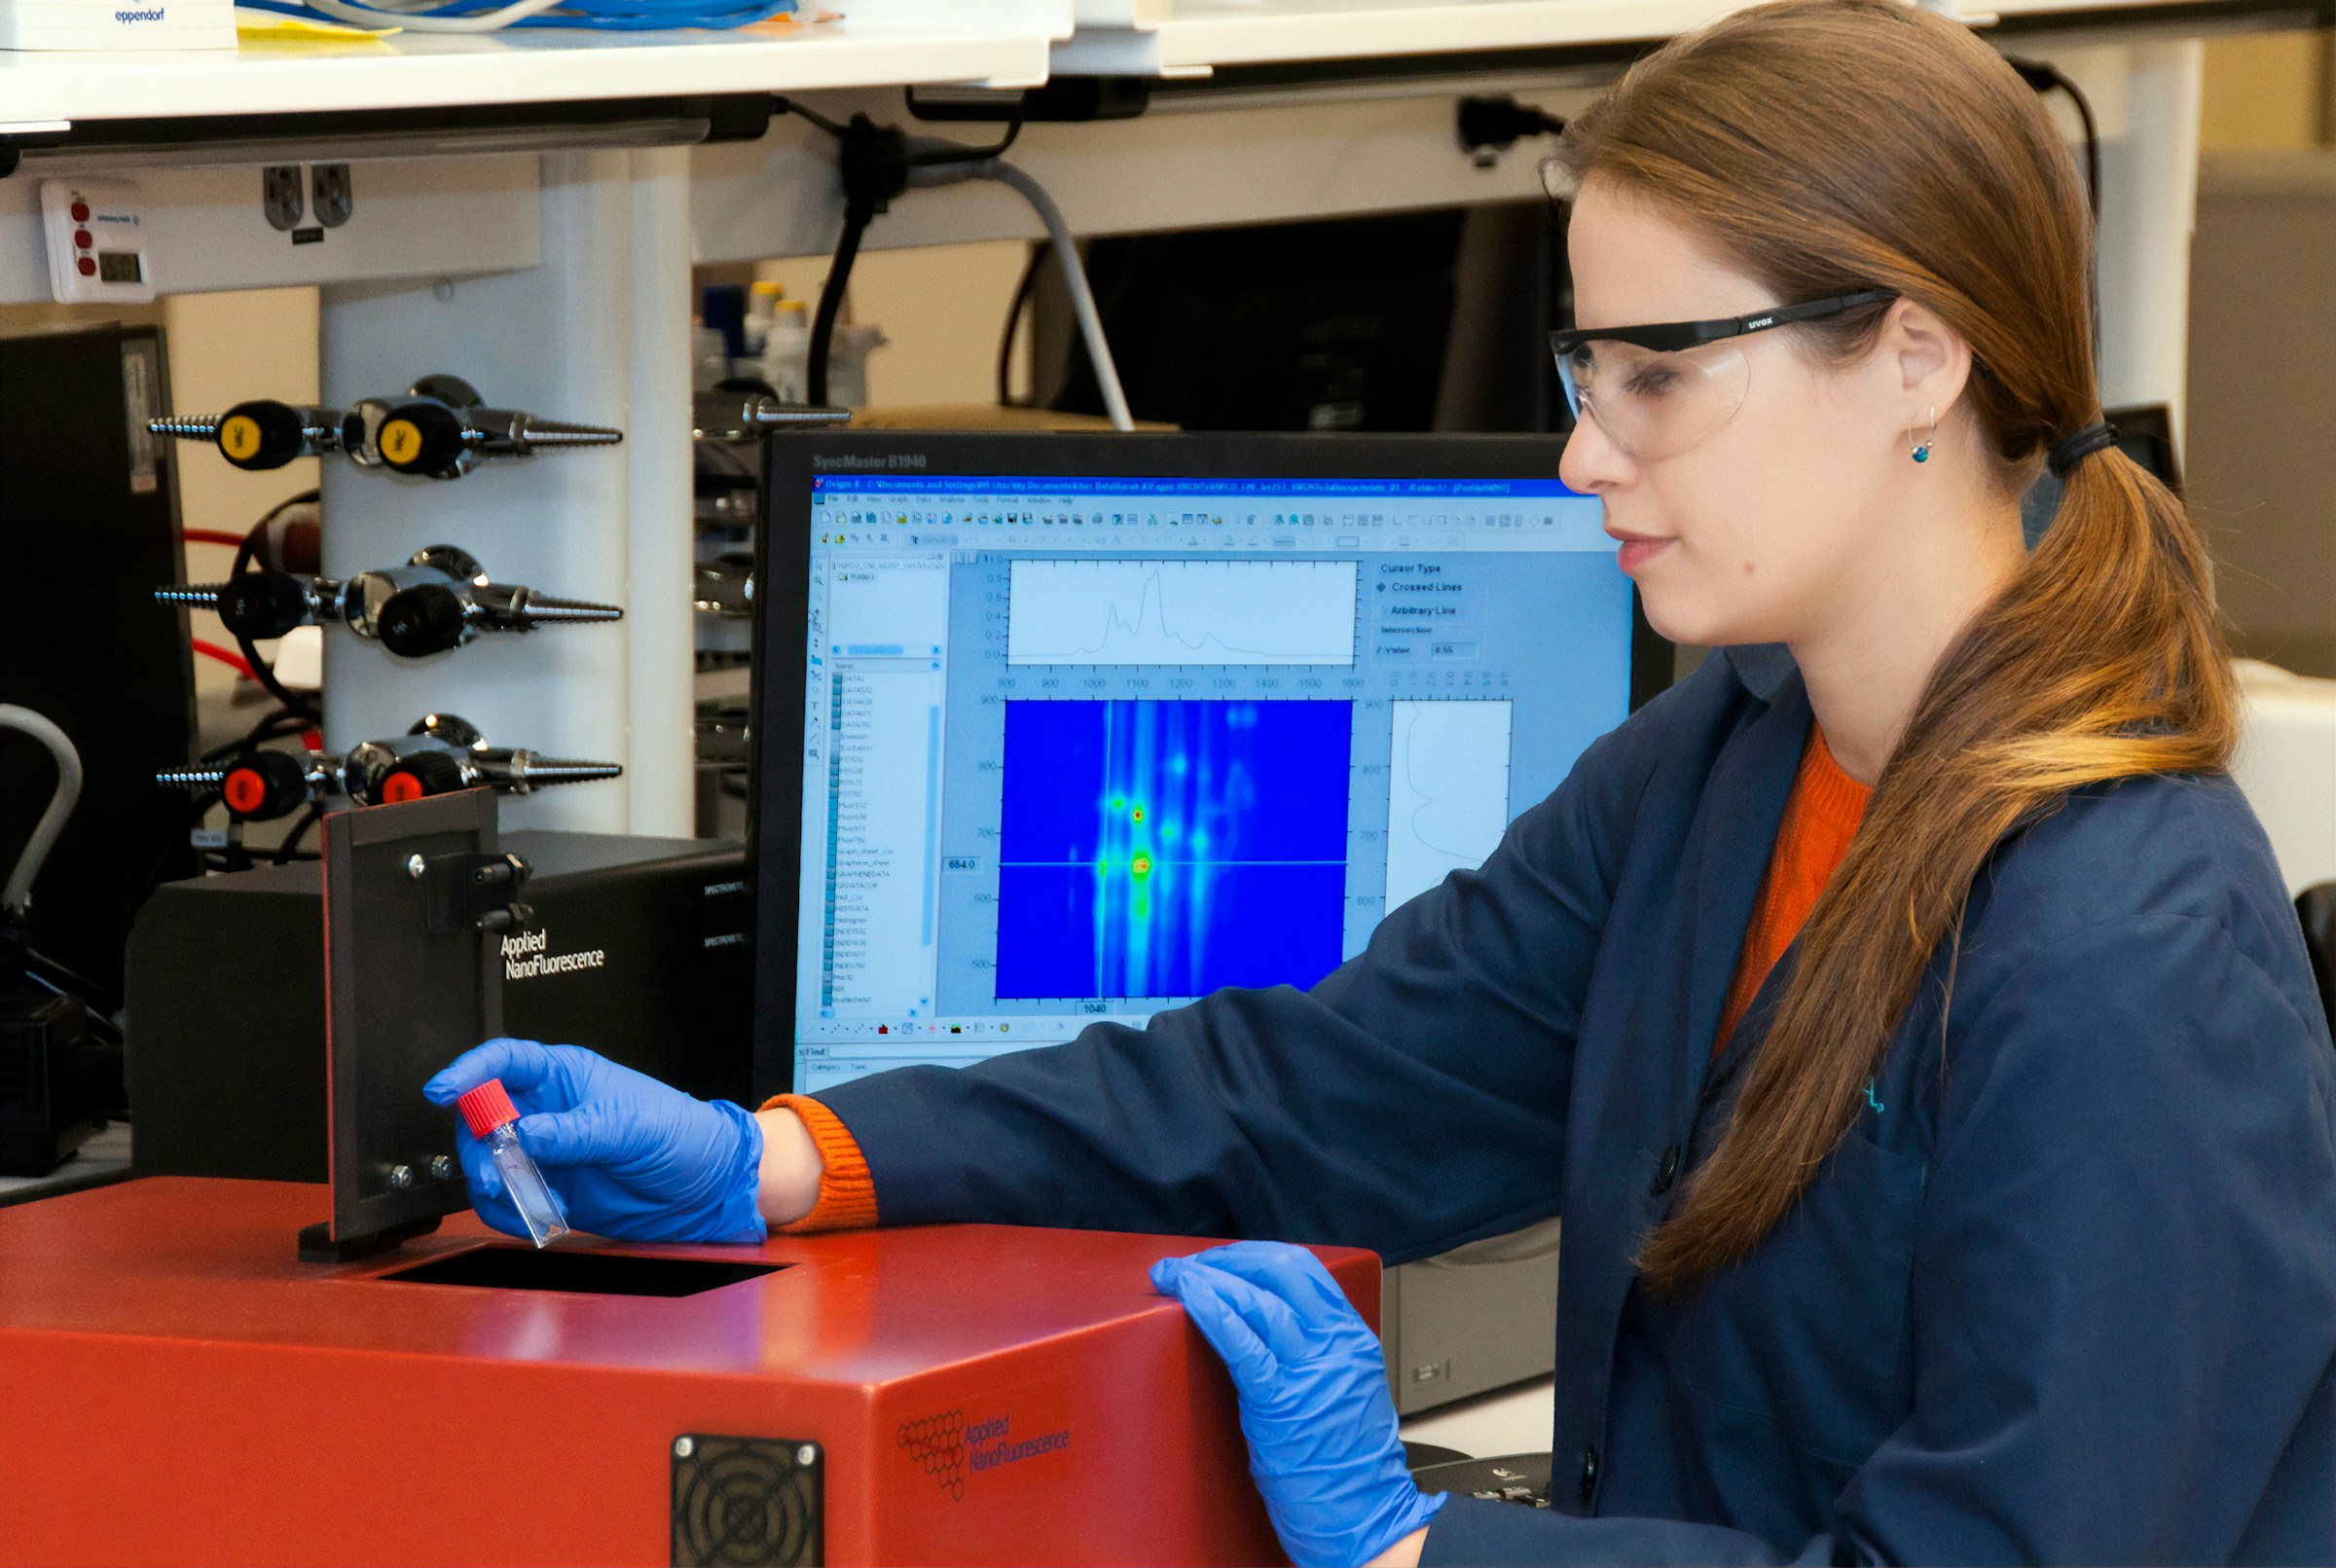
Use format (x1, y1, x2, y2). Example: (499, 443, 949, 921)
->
(748, 429, 1670, 1101)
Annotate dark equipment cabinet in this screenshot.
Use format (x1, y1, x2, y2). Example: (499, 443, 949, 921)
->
(125, 831, 754, 1184)
(0, 324, 199, 1000)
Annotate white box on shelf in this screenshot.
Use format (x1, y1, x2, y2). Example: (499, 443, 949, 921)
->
(0, 0, 233, 50)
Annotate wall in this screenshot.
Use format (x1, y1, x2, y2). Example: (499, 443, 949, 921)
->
(2189, 29, 2335, 675)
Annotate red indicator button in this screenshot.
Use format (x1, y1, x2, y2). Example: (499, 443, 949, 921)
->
(222, 769, 267, 816)
(75, 257, 95, 277)
(69, 201, 90, 222)
(73, 229, 91, 249)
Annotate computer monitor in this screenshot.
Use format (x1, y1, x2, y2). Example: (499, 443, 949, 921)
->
(750, 432, 1665, 1099)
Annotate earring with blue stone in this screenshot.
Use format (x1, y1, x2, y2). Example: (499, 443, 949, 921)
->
(1911, 403, 1937, 464)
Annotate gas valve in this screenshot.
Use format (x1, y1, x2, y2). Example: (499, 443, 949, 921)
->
(158, 713, 622, 821)
(375, 374, 623, 481)
(149, 373, 621, 479)
(156, 546, 622, 658)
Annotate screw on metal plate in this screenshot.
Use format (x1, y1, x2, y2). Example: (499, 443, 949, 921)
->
(428, 1155, 455, 1181)
(674, 1437, 695, 1459)
(386, 1164, 414, 1190)
(406, 853, 425, 880)
(796, 1444, 817, 1467)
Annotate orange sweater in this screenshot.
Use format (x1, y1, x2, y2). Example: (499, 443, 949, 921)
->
(769, 728, 1869, 1230)
(1715, 728, 1870, 1053)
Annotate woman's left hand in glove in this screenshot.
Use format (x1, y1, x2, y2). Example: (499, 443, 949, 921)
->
(1150, 1241, 1443, 1567)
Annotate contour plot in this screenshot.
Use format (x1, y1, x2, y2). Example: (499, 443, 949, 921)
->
(997, 700, 1352, 999)
(1007, 559, 1358, 666)
(1384, 700, 1514, 913)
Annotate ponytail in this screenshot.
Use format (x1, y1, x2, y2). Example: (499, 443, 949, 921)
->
(1549, 0, 2239, 1290)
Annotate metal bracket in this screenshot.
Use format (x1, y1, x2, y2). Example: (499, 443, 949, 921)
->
(418, 849, 533, 937)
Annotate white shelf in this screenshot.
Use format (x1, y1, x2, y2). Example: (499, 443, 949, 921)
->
(1046, 0, 2273, 77)
(0, 12, 1052, 126)
(0, 0, 2253, 130)
(1051, 0, 1754, 76)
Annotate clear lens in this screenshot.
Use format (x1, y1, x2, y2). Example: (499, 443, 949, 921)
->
(1555, 338, 1750, 459)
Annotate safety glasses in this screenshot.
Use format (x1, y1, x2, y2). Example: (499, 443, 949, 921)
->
(1550, 289, 1894, 459)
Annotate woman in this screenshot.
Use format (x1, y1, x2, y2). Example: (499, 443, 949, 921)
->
(428, 3, 2336, 1560)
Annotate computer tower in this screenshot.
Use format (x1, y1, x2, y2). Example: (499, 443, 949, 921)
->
(0, 323, 199, 1000)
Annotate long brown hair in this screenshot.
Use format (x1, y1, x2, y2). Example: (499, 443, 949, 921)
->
(1549, 0, 2239, 1291)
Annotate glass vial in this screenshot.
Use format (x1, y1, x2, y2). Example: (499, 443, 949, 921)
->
(456, 1077, 570, 1249)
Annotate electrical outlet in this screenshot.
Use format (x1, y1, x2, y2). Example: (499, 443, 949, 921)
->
(262, 165, 305, 232)
(311, 164, 352, 229)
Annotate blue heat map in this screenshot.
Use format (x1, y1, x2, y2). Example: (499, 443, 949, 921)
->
(996, 700, 1352, 999)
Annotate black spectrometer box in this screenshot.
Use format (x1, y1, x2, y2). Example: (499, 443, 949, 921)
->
(125, 832, 753, 1184)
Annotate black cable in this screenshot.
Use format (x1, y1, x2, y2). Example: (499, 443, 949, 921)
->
(2005, 55, 2102, 359)
(773, 94, 848, 140)
(775, 97, 1019, 406)
(275, 804, 325, 863)
(200, 705, 310, 764)
(809, 200, 873, 407)
(2005, 56, 2099, 225)
(21, 968, 126, 1050)
(910, 119, 1022, 166)
(22, 947, 122, 1022)
(997, 238, 1052, 408)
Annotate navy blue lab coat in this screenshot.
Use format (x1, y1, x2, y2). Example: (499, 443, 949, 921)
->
(819, 646, 2336, 1564)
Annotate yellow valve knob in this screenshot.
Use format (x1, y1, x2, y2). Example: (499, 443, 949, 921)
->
(211, 400, 310, 470)
(219, 415, 262, 462)
(379, 417, 423, 467)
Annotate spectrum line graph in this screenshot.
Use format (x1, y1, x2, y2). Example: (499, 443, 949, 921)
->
(995, 700, 1352, 999)
(1383, 699, 1514, 912)
(1006, 559, 1358, 666)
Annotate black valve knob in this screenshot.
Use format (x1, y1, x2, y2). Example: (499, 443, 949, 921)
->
(219, 750, 310, 821)
(376, 402, 467, 477)
(213, 569, 311, 639)
(375, 584, 469, 658)
(377, 749, 465, 804)
(215, 401, 310, 471)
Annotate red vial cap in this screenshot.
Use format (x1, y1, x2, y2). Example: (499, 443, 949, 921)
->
(456, 1078, 520, 1139)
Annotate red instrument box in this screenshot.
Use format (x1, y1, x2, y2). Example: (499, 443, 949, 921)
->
(0, 1178, 1376, 1566)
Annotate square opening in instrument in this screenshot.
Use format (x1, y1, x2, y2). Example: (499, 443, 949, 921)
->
(378, 1245, 786, 1297)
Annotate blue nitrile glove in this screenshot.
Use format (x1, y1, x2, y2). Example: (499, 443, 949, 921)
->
(423, 1038, 765, 1245)
(1150, 1241, 1444, 1567)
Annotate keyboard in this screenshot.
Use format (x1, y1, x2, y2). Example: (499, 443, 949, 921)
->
(1407, 1451, 1552, 1509)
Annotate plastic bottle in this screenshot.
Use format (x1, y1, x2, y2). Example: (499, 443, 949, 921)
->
(691, 323, 730, 391)
(759, 298, 813, 404)
(826, 321, 887, 408)
(743, 279, 785, 361)
(456, 1077, 570, 1249)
